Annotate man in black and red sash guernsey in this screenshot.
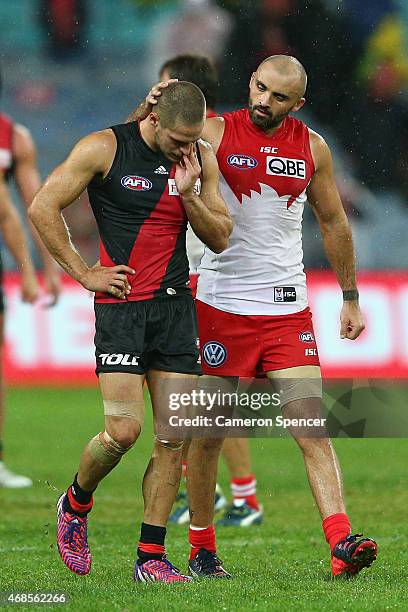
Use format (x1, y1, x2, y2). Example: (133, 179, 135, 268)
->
(29, 81, 232, 583)
(156, 54, 265, 530)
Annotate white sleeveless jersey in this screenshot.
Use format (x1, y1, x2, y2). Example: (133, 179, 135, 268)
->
(186, 224, 204, 273)
(197, 109, 315, 315)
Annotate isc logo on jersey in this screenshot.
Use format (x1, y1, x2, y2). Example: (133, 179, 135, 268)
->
(121, 176, 152, 191)
(227, 154, 258, 170)
(274, 287, 296, 302)
(266, 156, 306, 179)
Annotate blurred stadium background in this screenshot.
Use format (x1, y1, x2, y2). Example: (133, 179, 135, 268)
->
(1, 0, 407, 383)
(1, 1, 408, 609)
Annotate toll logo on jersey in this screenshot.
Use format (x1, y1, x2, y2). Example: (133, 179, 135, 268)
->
(98, 353, 140, 366)
(227, 154, 258, 170)
(168, 178, 201, 196)
(203, 341, 227, 367)
(121, 175, 152, 191)
(274, 287, 297, 302)
(266, 156, 306, 179)
(299, 332, 315, 343)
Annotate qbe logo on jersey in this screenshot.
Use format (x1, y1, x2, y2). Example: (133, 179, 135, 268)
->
(203, 341, 227, 368)
(227, 154, 258, 170)
(121, 175, 152, 191)
(266, 156, 306, 179)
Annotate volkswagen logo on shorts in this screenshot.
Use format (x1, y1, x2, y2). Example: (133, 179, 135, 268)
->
(121, 175, 152, 191)
(203, 341, 227, 367)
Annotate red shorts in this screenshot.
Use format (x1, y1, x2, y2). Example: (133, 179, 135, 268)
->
(196, 300, 320, 377)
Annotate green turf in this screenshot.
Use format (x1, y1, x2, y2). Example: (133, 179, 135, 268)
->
(1, 387, 408, 611)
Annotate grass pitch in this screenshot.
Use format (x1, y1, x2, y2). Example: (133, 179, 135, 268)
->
(1, 387, 408, 611)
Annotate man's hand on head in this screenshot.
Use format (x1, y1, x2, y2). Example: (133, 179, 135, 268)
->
(131, 79, 179, 122)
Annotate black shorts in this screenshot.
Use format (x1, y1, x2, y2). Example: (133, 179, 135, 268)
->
(94, 295, 201, 375)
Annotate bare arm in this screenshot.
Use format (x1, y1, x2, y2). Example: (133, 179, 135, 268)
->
(28, 131, 134, 298)
(307, 131, 364, 340)
(13, 124, 61, 303)
(0, 175, 39, 302)
(200, 117, 225, 155)
(176, 141, 232, 254)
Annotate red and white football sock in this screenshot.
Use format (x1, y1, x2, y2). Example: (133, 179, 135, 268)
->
(189, 524, 216, 560)
(322, 513, 351, 551)
(231, 474, 260, 510)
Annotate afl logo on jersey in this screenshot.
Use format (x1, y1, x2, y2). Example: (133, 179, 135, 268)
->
(203, 341, 227, 367)
(299, 332, 315, 343)
(227, 154, 258, 170)
(121, 175, 152, 191)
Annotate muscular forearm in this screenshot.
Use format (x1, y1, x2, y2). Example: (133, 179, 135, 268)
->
(320, 217, 357, 290)
(27, 217, 57, 269)
(181, 194, 231, 253)
(125, 101, 147, 123)
(29, 205, 88, 283)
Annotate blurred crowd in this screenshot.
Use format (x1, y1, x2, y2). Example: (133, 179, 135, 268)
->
(1, 0, 407, 269)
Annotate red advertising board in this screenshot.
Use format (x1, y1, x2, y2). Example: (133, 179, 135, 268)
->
(4, 271, 408, 385)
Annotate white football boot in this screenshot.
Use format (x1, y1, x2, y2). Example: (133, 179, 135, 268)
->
(0, 461, 32, 488)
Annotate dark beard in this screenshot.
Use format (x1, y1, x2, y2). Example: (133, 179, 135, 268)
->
(248, 103, 287, 131)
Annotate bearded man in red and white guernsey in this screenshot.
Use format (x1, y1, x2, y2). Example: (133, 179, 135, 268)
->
(131, 54, 378, 577)
(199, 54, 378, 578)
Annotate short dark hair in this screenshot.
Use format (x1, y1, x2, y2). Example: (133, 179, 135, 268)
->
(156, 81, 206, 128)
(159, 54, 218, 109)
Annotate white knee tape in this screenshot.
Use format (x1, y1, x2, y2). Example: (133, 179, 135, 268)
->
(103, 399, 144, 428)
(267, 369, 322, 407)
(155, 436, 184, 451)
(89, 431, 133, 465)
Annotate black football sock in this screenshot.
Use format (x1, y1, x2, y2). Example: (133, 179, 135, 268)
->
(137, 522, 166, 564)
(63, 473, 95, 516)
